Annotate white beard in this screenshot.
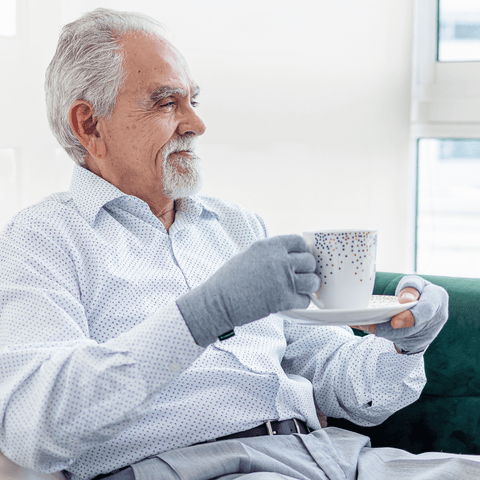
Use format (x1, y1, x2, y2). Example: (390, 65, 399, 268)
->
(161, 136, 204, 200)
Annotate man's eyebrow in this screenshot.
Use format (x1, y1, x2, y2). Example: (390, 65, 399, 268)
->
(147, 85, 200, 105)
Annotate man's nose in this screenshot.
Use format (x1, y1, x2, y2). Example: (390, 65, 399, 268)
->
(178, 106, 206, 137)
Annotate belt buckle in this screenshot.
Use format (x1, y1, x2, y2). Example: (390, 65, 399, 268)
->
(265, 420, 276, 435)
(265, 419, 302, 435)
(292, 418, 301, 434)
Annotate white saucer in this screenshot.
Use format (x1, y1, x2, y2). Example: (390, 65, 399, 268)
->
(279, 295, 418, 326)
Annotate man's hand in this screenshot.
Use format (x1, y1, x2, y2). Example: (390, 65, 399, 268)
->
(177, 235, 320, 347)
(354, 287, 420, 335)
(354, 276, 449, 355)
(391, 287, 420, 329)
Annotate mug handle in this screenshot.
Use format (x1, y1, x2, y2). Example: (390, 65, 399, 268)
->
(309, 293, 326, 309)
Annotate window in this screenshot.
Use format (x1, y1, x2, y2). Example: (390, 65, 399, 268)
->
(438, 0, 480, 61)
(417, 139, 480, 276)
(413, 0, 480, 278)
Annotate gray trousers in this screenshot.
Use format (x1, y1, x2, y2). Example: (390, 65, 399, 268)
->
(118, 427, 480, 480)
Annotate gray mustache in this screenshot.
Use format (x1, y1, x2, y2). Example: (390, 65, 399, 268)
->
(163, 137, 198, 157)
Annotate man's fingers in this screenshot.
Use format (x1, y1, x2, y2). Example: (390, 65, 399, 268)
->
(291, 252, 316, 273)
(353, 287, 418, 332)
(398, 287, 420, 304)
(295, 273, 320, 294)
(390, 309, 415, 329)
(278, 234, 309, 253)
(353, 310, 415, 333)
(391, 287, 419, 328)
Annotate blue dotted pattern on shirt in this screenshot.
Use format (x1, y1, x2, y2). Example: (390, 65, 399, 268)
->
(0, 165, 426, 480)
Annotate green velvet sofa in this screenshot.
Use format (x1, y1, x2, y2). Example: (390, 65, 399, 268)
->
(328, 272, 480, 455)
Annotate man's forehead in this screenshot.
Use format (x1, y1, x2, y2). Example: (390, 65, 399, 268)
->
(119, 33, 198, 95)
(123, 33, 190, 69)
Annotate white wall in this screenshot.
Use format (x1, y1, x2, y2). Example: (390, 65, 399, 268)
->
(1, 0, 415, 272)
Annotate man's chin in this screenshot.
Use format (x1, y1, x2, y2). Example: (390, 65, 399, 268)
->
(162, 151, 204, 200)
(163, 173, 204, 200)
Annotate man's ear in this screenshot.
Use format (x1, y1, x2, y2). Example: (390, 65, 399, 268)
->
(68, 100, 107, 160)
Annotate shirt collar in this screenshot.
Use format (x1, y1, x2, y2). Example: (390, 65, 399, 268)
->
(175, 196, 218, 220)
(69, 164, 219, 226)
(69, 165, 127, 226)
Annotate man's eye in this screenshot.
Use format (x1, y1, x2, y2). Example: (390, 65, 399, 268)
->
(158, 101, 175, 108)
(191, 100, 199, 108)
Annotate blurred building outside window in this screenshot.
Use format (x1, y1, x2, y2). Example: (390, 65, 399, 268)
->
(438, 0, 480, 61)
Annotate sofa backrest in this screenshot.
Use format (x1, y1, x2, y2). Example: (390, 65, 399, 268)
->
(329, 272, 480, 455)
(374, 272, 480, 398)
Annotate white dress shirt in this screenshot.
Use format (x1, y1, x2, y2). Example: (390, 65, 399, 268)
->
(0, 165, 426, 480)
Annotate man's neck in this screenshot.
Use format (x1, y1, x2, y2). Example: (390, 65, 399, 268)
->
(84, 161, 176, 232)
(153, 202, 176, 232)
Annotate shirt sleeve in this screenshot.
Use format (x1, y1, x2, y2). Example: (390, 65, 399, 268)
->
(281, 321, 427, 426)
(0, 221, 204, 473)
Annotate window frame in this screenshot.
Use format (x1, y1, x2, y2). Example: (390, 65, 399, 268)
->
(412, 0, 480, 274)
(412, 0, 480, 125)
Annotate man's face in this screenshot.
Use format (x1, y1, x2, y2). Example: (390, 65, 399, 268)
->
(89, 32, 206, 203)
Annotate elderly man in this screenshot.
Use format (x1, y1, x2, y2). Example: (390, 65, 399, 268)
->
(0, 7, 477, 480)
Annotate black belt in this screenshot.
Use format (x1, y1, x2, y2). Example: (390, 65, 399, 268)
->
(93, 419, 310, 479)
(207, 418, 311, 442)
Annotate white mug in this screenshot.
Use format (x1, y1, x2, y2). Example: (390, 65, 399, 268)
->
(303, 229, 378, 310)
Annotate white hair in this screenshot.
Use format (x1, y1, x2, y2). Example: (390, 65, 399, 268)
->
(161, 136, 204, 200)
(45, 8, 169, 166)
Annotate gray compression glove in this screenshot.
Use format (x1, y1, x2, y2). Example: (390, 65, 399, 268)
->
(176, 234, 320, 347)
(375, 275, 449, 355)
